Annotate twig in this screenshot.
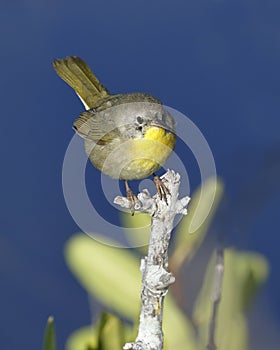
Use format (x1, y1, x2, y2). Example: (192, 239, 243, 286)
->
(207, 248, 224, 350)
(114, 170, 190, 350)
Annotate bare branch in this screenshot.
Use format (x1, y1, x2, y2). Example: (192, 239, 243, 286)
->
(114, 170, 190, 350)
(207, 248, 224, 350)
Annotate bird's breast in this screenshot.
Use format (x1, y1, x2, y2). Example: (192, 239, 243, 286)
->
(86, 126, 176, 180)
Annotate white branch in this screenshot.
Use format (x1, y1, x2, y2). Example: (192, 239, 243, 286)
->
(114, 170, 190, 350)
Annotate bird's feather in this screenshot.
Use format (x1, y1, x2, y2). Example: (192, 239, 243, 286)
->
(53, 56, 110, 109)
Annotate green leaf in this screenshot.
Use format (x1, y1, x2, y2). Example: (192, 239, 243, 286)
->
(193, 249, 269, 350)
(170, 178, 224, 272)
(235, 250, 270, 310)
(120, 212, 150, 253)
(66, 325, 97, 350)
(43, 316, 56, 350)
(65, 234, 141, 320)
(97, 313, 125, 350)
(163, 295, 197, 350)
(66, 314, 135, 350)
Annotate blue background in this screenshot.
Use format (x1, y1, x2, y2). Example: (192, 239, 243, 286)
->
(1, 0, 279, 349)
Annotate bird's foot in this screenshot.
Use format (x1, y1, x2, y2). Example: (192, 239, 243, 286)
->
(125, 180, 138, 215)
(153, 174, 170, 204)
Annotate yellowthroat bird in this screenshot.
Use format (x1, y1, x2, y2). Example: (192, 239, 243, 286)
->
(53, 56, 176, 211)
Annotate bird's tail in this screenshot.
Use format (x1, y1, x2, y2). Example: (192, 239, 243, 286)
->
(53, 56, 110, 109)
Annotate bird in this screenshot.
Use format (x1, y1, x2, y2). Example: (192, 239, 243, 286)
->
(53, 56, 176, 213)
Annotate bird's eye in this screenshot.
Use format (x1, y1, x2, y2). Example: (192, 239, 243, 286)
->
(137, 116, 144, 124)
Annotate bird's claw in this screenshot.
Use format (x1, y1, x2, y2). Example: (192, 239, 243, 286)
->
(125, 180, 141, 215)
(153, 175, 170, 204)
(126, 187, 138, 215)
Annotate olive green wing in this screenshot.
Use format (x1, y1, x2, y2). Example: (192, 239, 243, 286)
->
(53, 56, 110, 109)
(73, 110, 120, 145)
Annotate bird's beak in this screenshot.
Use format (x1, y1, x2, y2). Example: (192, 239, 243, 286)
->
(150, 120, 176, 134)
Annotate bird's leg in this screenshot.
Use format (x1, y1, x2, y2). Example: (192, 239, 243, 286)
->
(153, 173, 170, 204)
(125, 180, 137, 215)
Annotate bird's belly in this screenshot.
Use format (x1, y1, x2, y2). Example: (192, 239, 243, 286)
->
(86, 128, 176, 180)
